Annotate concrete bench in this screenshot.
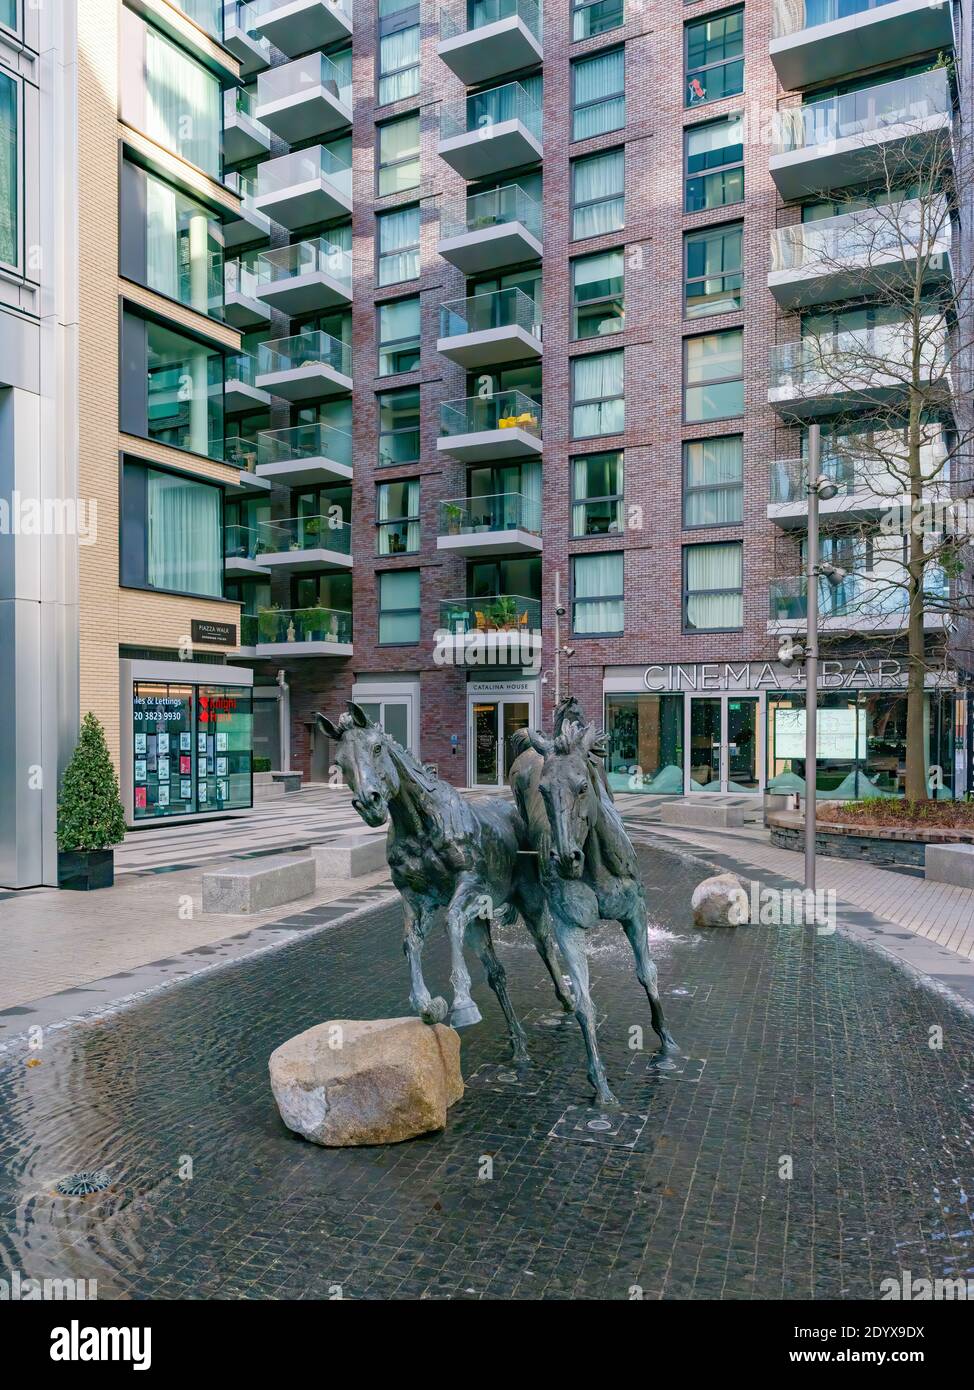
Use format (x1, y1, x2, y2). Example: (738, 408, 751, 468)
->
(313, 836, 387, 879)
(659, 801, 745, 829)
(202, 854, 315, 914)
(924, 843, 974, 889)
(271, 772, 303, 793)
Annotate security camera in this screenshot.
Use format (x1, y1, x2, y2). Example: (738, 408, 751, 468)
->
(777, 636, 805, 667)
(815, 561, 848, 586)
(555, 604, 566, 617)
(562, 646, 575, 659)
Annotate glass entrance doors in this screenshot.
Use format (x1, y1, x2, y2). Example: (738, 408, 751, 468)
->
(470, 698, 531, 786)
(686, 695, 760, 793)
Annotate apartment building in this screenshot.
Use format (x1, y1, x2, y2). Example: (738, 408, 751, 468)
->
(2, 0, 970, 885)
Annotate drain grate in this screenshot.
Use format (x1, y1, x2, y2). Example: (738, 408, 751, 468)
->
(56, 1170, 112, 1197)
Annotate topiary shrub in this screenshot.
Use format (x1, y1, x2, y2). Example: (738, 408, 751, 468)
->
(57, 713, 127, 852)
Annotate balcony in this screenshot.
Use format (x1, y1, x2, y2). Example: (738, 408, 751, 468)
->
(256, 422, 353, 487)
(438, 81, 542, 181)
(437, 492, 542, 557)
(256, 236, 352, 315)
(253, 0, 353, 58)
(253, 147, 352, 231)
(255, 330, 353, 401)
(438, 390, 542, 462)
(438, 594, 542, 659)
(242, 606, 352, 657)
(224, 435, 272, 495)
(767, 315, 948, 420)
(769, 570, 948, 634)
(438, 183, 543, 275)
(224, 523, 272, 579)
(768, 196, 953, 310)
(437, 288, 542, 369)
(223, 86, 271, 164)
(770, 0, 955, 92)
(768, 452, 950, 527)
(255, 514, 353, 572)
(438, 0, 543, 86)
(769, 68, 953, 202)
(224, 255, 271, 328)
(223, 171, 274, 249)
(256, 52, 352, 144)
(224, 1, 272, 75)
(225, 352, 272, 413)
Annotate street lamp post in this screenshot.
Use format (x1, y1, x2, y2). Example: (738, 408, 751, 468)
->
(804, 425, 821, 894)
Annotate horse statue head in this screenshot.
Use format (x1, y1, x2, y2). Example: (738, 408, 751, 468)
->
(526, 720, 606, 879)
(316, 702, 429, 828)
(553, 693, 586, 736)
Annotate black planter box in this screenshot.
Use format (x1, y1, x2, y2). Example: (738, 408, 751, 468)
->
(58, 849, 115, 891)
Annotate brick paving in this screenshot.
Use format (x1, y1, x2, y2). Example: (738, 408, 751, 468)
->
(0, 840, 972, 1300)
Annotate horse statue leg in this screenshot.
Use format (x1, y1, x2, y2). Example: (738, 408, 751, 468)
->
(620, 900, 677, 1054)
(512, 862, 575, 1013)
(402, 895, 448, 1025)
(547, 874, 618, 1107)
(444, 876, 486, 1028)
(464, 917, 530, 1064)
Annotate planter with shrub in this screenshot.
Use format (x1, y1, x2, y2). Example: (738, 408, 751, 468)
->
(57, 712, 126, 890)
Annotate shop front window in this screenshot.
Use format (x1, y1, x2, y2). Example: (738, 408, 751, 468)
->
(199, 686, 254, 812)
(132, 680, 252, 820)
(605, 693, 684, 794)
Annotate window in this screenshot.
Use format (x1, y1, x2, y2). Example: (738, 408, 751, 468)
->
(378, 297, 421, 376)
(573, 0, 624, 41)
(683, 541, 743, 631)
(573, 552, 624, 635)
(144, 23, 220, 176)
(378, 112, 420, 196)
(685, 114, 744, 213)
(572, 451, 624, 536)
(683, 437, 743, 527)
(0, 68, 18, 270)
(572, 148, 624, 241)
(685, 8, 744, 107)
(120, 461, 222, 597)
(683, 329, 743, 423)
(572, 250, 625, 340)
(378, 386, 421, 465)
(379, 568, 421, 643)
(572, 47, 625, 141)
(0, 1, 17, 33)
(684, 223, 742, 319)
(377, 204, 420, 285)
(122, 164, 223, 317)
(378, 0, 420, 106)
(377, 479, 420, 555)
(572, 349, 624, 438)
(120, 311, 226, 460)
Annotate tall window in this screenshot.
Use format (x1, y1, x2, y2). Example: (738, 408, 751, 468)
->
(573, 0, 624, 41)
(379, 569, 421, 643)
(121, 461, 222, 598)
(144, 24, 220, 176)
(378, 112, 420, 195)
(683, 541, 743, 631)
(683, 328, 743, 423)
(378, 386, 421, 465)
(377, 204, 420, 285)
(571, 47, 625, 141)
(136, 167, 223, 316)
(0, 2, 17, 33)
(572, 250, 625, 340)
(683, 437, 743, 527)
(572, 350, 624, 438)
(0, 68, 17, 269)
(377, 479, 420, 555)
(121, 311, 225, 460)
(378, 0, 420, 106)
(572, 451, 624, 536)
(685, 8, 744, 107)
(684, 223, 743, 319)
(572, 148, 625, 240)
(378, 297, 421, 376)
(572, 552, 624, 634)
(684, 114, 744, 213)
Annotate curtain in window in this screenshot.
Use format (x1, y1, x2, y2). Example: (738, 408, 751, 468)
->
(519, 462, 542, 530)
(574, 552, 623, 633)
(379, 115, 420, 192)
(573, 453, 623, 532)
(377, 480, 419, 555)
(379, 570, 420, 642)
(147, 469, 221, 596)
(573, 351, 624, 437)
(0, 71, 17, 267)
(379, 27, 419, 105)
(379, 296, 419, 344)
(378, 206, 420, 285)
(145, 28, 220, 177)
(686, 542, 742, 629)
(146, 174, 179, 300)
(573, 49, 625, 140)
(572, 150, 624, 239)
(684, 437, 743, 526)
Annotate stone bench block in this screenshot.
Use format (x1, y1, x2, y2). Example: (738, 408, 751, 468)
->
(924, 843, 974, 889)
(271, 772, 303, 793)
(659, 801, 745, 829)
(313, 836, 387, 879)
(202, 854, 315, 914)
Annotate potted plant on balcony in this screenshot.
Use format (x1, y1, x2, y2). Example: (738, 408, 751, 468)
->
(489, 595, 519, 630)
(57, 712, 126, 891)
(257, 605, 281, 643)
(444, 502, 463, 535)
(297, 606, 323, 640)
(303, 516, 321, 546)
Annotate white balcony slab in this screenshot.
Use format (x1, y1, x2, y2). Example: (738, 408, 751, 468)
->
(769, 110, 952, 202)
(224, 555, 272, 580)
(437, 527, 542, 558)
(438, 121, 543, 181)
(256, 455, 352, 488)
(224, 18, 271, 76)
(254, 637, 353, 657)
(768, 223, 953, 311)
(256, 267, 351, 315)
(257, 85, 352, 145)
(437, 221, 543, 276)
(438, 17, 543, 86)
(770, 0, 955, 91)
(259, 546, 353, 573)
(223, 202, 273, 250)
(437, 323, 542, 370)
(436, 426, 542, 463)
(253, 177, 351, 233)
(231, 470, 272, 496)
(225, 378, 272, 413)
(255, 362, 353, 402)
(224, 108, 271, 164)
(224, 287, 271, 328)
(769, 610, 947, 636)
(254, 0, 352, 57)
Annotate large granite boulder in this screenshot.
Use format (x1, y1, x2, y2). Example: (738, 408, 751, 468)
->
(269, 1017, 463, 1147)
(691, 872, 749, 927)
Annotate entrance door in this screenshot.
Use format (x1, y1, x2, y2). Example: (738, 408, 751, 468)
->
(686, 695, 761, 793)
(470, 698, 532, 787)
